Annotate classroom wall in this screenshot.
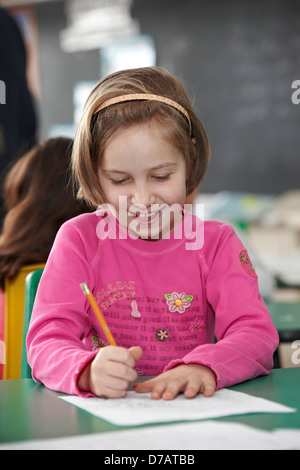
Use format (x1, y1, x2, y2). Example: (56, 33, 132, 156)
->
(35, 0, 300, 196)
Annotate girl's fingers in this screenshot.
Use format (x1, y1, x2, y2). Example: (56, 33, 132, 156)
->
(133, 377, 156, 394)
(161, 376, 189, 400)
(98, 386, 128, 399)
(150, 383, 167, 400)
(184, 381, 202, 399)
(102, 375, 129, 392)
(134, 368, 216, 400)
(101, 359, 137, 383)
(98, 346, 137, 368)
(202, 383, 215, 397)
(135, 377, 185, 400)
(128, 346, 143, 362)
(133, 377, 168, 399)
(91, 363, 137, 397)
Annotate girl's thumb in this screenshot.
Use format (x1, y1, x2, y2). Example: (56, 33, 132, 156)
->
(129, 345, 143, 362)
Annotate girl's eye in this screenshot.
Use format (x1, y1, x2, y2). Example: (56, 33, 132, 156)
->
(153, 174, 170, 182)
(110, 174, 171, 185)
(111, 178, 128, 185)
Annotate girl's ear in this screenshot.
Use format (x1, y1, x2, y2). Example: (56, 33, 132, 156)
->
(191, 138, 196, 145)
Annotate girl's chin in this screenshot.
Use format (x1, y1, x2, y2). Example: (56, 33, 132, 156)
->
(124, 218, 165, 240)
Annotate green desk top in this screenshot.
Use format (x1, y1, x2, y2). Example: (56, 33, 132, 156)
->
(0, 368, 299, 444)
(266, 302, 300, 341)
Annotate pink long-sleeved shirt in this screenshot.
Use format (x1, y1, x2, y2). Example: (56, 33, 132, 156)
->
(27, 210, 279, 396)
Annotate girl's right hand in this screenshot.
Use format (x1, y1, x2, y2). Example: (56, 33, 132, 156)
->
(78, 345, 143, 398)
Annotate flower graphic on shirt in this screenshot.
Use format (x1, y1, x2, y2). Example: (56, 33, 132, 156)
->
(156, 328, 169, 341)
(240, 252, 249, 264)
(90, 326, 109, 350)
(189, 317, 204, 333)
(164, 292, 193, 314)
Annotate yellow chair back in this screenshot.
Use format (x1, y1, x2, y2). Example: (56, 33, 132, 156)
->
(3, 263, 45, 379)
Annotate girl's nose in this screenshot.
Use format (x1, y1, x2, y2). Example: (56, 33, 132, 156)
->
(131, 184, 155, 208)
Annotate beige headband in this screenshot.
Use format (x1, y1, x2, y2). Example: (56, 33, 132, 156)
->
(94, 93, 192, 136)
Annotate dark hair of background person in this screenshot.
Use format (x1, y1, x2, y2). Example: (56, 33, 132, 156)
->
(0, 137, 92, 289)
(0, 7, 37, 227)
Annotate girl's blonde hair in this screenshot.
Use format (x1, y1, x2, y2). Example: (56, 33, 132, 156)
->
(72, 66, 211, 207)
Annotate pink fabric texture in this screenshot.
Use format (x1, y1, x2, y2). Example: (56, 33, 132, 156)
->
(27, 211, 279, 396)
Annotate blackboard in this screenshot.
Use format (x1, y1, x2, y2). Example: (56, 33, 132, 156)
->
(36, 0, 300, 195)
(133, 0, 300, 195)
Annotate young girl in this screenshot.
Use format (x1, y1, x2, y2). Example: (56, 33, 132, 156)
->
(27, 67, 279, 400)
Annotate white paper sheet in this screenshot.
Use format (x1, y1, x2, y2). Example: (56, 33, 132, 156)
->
(59, 388, 295, 426)
(1, 421, 300, 450)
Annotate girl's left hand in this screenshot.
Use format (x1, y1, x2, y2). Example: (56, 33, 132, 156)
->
(133, 363, 217, 400)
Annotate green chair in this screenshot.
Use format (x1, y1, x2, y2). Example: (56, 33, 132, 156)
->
(21, 269, 44, 379)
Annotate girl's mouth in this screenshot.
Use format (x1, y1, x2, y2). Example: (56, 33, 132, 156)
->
(127, 205, 168, 224)
(128, 210, 161, 225)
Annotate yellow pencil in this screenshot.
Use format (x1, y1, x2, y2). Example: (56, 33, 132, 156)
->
(80, 282, 117, 346)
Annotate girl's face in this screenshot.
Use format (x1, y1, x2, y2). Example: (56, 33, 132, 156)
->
(98, 122, 187, 240)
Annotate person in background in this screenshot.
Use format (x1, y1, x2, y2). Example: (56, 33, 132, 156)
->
(0, 137, 92, 378)
(0, 7, 37, 227)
